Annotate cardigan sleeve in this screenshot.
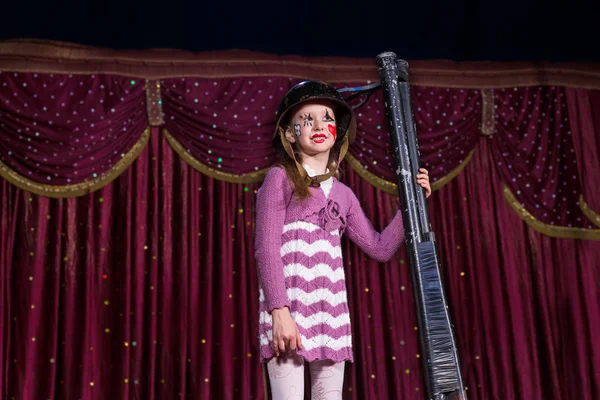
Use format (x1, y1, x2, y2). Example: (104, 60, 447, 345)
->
(254, 167, 292, 313)
(343, 189, 405, 262)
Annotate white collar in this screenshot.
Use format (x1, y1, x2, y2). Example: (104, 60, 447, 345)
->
(302, 163, 329, 178)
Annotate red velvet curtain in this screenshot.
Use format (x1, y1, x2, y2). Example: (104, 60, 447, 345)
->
(342, 139, 600, 399)
(0, 131, 264, 399)
(1, 67, 599, 399)
(2, 133, 599, 399)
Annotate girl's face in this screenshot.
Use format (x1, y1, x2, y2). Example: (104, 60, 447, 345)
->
(285, 100, 337, 157)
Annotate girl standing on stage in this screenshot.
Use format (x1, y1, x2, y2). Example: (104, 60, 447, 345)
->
(255, 80, 431, 398)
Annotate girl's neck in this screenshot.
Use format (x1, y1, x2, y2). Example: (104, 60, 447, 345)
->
(300, 150, 330, 175)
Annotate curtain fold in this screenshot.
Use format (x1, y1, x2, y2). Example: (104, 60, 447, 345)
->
(1, 113, 598, 400)
(0, 131, 266, 399)
(2, 73, 596, 237)
(0, 62, 598, 399)
(339, 138, 600, 399)
(565, 88, 600, 227)
(0, 72, 148, 196)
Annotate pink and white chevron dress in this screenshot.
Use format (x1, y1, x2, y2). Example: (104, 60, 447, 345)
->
(255, 166, 404, 363)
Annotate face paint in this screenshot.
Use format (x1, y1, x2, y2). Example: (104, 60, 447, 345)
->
(302, 113, 313, 127)
(323, 110, 334, 122)
(327, 124, 337, 140)
(293, 124, 301, 137)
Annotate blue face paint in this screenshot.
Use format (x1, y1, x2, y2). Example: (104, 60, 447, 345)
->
(294, 124, 302, 137)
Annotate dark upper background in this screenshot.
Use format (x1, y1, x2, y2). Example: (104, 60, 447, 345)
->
(0, 0, 599, 62)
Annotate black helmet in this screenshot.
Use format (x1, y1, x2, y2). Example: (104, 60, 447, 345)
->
(274, 80, 356, 145)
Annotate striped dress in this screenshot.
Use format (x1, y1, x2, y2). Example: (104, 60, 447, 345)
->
(255, 166, 404, 363)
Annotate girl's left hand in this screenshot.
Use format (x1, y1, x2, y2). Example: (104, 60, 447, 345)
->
(416, 168, 431, 198)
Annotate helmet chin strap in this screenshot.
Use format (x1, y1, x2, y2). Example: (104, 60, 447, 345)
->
(278, 128, 349, 188)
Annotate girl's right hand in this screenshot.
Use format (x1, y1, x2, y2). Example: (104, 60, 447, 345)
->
(271, 307, 303, 357)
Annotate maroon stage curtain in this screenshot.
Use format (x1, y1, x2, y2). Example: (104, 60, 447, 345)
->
(342, 139, 600, 399)
(0, 55, 599, 399)
(0, 131, 264, 399)
(1, 132, 599, 399)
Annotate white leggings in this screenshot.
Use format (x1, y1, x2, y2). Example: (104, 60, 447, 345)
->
(266, 354, 345, 400)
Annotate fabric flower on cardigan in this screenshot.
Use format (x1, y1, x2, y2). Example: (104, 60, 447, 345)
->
(318, 199, 345, 233)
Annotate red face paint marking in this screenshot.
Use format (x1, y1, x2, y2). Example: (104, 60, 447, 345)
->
(327, 124, 337, 140)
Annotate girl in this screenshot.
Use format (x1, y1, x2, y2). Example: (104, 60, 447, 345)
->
(255, 80, 430, 399)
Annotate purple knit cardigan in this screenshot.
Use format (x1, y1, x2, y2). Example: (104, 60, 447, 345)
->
(255, 166, 406, 312)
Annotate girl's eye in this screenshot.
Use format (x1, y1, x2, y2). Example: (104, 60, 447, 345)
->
(302, 113, 313, 127)
(323, 110, 334, 122)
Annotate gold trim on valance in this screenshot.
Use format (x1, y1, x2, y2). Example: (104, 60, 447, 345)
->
(481, 89, 495, 136)
(503, 186, 600, 240)
(345, 150, 475, 195)
(164, 127, 474, 193)
(0, 127, 150, 198)
(2, 39, 600, 89)
(580, 195, 600, 228)
(163, 129, 269, 184)
(2, 125, 597, 241)
(145, 80, 164, 126)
